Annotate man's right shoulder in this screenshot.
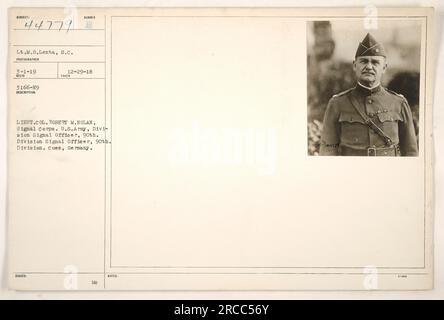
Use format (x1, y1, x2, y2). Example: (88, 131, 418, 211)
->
(330, 87, 354, 100)
(326, 88, 354, 111)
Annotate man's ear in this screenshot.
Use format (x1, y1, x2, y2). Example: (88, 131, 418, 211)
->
(352, 60, 356, 72)
(383, 58, 388, 72)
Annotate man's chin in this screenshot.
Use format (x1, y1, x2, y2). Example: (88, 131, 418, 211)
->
(359, 75, 376, 84)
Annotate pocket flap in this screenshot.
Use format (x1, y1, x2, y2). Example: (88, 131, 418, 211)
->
(377, 112, 403, 122)
(338, 112, 365, 124)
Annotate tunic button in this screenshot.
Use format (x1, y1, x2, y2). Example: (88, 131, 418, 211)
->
(368, 99, 373, 104)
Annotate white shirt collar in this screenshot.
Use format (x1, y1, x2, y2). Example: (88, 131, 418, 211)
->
(358, 82, 380, 90)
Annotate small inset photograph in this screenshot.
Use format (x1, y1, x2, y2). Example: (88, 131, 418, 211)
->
(307, 20, 421, 156)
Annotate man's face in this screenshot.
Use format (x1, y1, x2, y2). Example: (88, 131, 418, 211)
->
(353, 55, 387, 86)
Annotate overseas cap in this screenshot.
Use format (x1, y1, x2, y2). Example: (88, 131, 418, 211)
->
(355, 33, 386, 58)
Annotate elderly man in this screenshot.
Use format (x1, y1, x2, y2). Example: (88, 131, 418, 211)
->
(319, 33, 418, 156)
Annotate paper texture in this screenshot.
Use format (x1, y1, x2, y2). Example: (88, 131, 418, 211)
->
(7, 7, 434, 290)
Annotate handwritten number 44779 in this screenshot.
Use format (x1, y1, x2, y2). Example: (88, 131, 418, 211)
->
(24, 19, 73, 32)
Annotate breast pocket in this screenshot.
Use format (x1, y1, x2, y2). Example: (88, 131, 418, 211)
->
(376, 112, 403, 143)
(338, 112, 367, 146)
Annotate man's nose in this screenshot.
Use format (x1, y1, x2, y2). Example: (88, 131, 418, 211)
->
(364, 62, 374, 69)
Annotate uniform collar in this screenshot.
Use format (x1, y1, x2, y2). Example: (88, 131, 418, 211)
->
(356, 82, 382, 96)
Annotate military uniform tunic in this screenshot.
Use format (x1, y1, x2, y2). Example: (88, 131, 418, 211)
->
(319, 84, 418, 156)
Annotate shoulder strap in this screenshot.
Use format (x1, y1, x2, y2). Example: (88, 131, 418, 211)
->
(333, 87, 354, 98)
(385, 88, 407, 101)
(347, 93, 393, 146)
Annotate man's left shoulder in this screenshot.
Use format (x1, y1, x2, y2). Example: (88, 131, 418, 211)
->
(383, 87, 409, 104)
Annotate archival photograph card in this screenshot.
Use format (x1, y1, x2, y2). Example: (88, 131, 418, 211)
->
(7, 7, 434, 290)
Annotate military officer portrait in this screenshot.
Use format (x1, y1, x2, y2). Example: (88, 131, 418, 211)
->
(318, 33, 419, 157)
